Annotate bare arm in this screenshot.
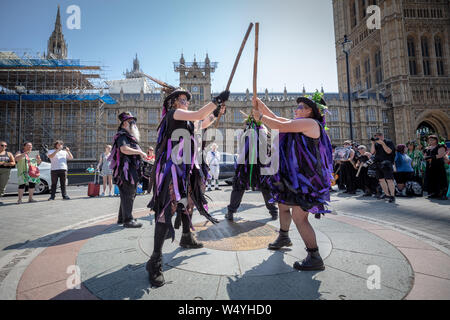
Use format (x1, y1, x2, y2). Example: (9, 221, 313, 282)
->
(378, 140, 392, 154)
(173, 102, 217, 122)
(348, 149, 355, 161)
(259, 115, 320, 138)
(48, 149, 59, 159)
(97, 154, 103, 169)
(370, 142, 376, 155)
(254, 97, 290, 122)
(66, 149, 74, 160)
(201, 114, 217, 129)
(15, 152, 26, 162)
(437, 146, 446, 159)
(120, 145, 146, 157)
(7, 153, 16, 166)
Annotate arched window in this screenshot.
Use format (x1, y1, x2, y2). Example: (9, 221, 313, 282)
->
(375, 49, 383, 84)
(361, 0, 367, 19)
(421, 36, 431, 75)
(350, 0, 357, 28)
(435, 36, 445, 76)
(407, 37, 417, 75)
(364, 56, 372, 89)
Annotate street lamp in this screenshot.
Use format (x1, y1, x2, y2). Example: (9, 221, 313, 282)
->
(342, 35, 354, 142)
(15, 85, 26, 151)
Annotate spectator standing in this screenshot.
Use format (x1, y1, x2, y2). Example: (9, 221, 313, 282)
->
(394, 144, 414, 196)
(371, 132, 396, 203)
(340, 141, 357, 194)
(47, 140, 73, 200)
(141, 147, 155, 194)
(356, 145, 377, 196)
(97, 145, 113, 197)
(407, 141, 425, 183)
(424, 135, 448, 200)
(15, 142, 41, 204)
(206, 143, 221, 191)
(0, 141, 16, 203)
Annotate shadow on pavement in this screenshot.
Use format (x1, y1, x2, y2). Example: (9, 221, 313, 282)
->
(226, 252, 322, 300)
(2, 223, 122, 251)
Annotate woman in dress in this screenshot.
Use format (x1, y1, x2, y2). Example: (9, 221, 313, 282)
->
(252, 94, 333, 271)
(14, 142, 41, 204)
(97, 144, 113, 196)
(424, 135, 448, 200)
(146, 88, 228, 287)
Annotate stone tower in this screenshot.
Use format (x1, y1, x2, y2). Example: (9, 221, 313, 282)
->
(174, 54, 217, 104)
(332, 0, 450, 143)
(47, 5, 68, 59)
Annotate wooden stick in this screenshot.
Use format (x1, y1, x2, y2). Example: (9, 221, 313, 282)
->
(138, 72, 175, 90)
(215, 23, 254, 128)
(226, 23, 254, 91)
(253, 22, 259, 111)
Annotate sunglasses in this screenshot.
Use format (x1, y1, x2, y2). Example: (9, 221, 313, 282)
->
(0, 145, 6, 147)
(178, 99, 188, 105)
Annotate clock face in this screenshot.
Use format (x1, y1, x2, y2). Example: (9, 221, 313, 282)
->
(192, 86, 199, 92)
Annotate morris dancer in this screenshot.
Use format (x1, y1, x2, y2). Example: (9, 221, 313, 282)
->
(109, 112, 146, 228)
(252, 93, 333, 271)
(225, 116, 278, 221)
(146, 88, 228, 287)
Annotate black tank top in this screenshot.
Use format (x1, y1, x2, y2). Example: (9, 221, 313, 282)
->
(0, 152, 11, 169)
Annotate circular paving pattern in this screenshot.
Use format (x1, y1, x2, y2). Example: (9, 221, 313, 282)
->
(193, 220, 278, 251)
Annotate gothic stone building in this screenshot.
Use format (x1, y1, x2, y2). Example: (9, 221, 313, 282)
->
(332, 0, 450, 144)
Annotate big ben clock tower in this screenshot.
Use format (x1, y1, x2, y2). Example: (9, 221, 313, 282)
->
(174, 54, 218, 105)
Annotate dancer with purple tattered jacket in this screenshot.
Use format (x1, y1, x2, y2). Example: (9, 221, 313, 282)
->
(109, 112, 147, 229)
(252, 92, 333, 271)
(146, 88, 228, 287)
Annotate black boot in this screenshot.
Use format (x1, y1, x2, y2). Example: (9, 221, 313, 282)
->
(146, 253, 165, 287)
(180, 232, 204, 249)
(293, 248, 325, 271)
(269, 212, 278, 221)
(268, 230, 292, 250)
(225, 211, 234, 221)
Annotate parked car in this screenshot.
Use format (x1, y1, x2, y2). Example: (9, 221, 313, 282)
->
(4, 162, 67, 195)
(218, 153, 237, 179)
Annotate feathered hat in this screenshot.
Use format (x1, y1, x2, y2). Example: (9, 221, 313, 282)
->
(162, 87, 192, 117)
(297, 91, 330, 129)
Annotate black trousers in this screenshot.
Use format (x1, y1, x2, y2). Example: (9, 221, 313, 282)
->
(118, 181, 137, 223)
(227, 187, 278, 215)
(341, 162, 356, 192)
(51, 169, 67, 197)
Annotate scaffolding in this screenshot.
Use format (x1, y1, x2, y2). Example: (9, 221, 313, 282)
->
(0, 52, 115, 160)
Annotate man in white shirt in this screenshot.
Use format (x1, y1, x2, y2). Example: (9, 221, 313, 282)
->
(206, 143, 221, 191)
(47, 140, 73, 200)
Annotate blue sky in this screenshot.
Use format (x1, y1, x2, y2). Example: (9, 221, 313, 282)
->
(0, 0, 339, 93)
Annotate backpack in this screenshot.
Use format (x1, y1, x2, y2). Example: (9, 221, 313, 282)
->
(405, 181, 423, 197)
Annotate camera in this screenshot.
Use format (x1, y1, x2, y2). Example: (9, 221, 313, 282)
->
(371, 137, 380, 142)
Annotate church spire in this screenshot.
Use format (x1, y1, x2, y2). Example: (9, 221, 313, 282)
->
(55, 5, 62, 33)
(47, 5, 67, 59)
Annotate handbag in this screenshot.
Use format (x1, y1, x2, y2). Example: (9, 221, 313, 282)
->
(26, 154, 40, 178)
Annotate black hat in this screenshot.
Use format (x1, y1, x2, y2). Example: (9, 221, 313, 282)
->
(296, 97, 323, 123)
(118, 111, 137, 123)
(163, 88, 192, 113)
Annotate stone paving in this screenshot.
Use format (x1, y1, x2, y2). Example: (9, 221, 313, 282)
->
(0, 186, 449, 300)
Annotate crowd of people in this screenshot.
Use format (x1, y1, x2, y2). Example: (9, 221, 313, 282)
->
(333, 133, 450, 202)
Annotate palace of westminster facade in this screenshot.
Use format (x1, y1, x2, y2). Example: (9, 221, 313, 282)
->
(108, 0, 450, 154)
(1, 1, 449, 160)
